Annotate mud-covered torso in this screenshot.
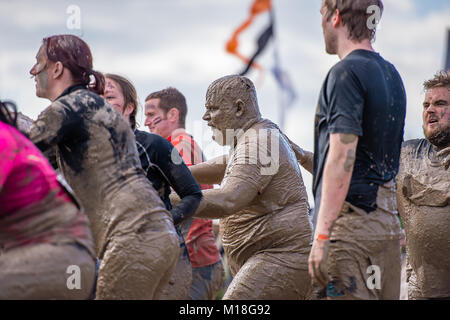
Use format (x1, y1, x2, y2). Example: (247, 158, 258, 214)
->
(30, 86, 170, 256)
(397, 139, 450, 297)
(219, 119, 312, 273)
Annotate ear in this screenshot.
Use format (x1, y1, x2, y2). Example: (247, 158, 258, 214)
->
(234, 99, 245, 117)
(332, 9, 341, 28)
(167, 107, 179, 124)
(124, 102, 135, 118)
(52, 61, 64, 79)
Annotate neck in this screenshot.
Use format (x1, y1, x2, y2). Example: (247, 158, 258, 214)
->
(337, 37, 374, 60)
(48, 80, 77, 102)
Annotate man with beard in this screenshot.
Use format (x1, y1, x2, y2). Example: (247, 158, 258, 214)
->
(396, 71, 450, 300)
(308, 0, 406, 299)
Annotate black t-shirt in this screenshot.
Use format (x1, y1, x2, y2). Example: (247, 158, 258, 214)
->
(313, 49, 406, 217)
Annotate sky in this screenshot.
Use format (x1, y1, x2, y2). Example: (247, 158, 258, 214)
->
(1, 0, 449, 204)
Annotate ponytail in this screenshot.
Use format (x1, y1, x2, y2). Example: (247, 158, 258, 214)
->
(88, 70, 105, 96)
(0, 100, 18, 128)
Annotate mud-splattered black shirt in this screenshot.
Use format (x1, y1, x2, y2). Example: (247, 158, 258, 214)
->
(29, 85, 172, 257)
(134, 129, 202, 225)
(313, 50, 406, 216)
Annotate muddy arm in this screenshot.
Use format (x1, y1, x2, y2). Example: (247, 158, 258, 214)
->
(287, 138, 314, 174)
(189, 154, 228, 185)
(193, 176, 259, 219)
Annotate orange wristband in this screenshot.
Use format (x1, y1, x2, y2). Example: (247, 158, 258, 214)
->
(316, 234, 330, 241)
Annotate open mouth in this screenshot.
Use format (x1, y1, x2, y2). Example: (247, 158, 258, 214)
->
(428, 119, 438, 124)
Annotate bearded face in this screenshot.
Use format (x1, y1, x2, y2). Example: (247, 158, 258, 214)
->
(422, 87, 450, 149)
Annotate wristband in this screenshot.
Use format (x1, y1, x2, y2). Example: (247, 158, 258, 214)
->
(316, 234, 330, 241)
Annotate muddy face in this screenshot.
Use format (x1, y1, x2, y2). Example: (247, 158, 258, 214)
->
(203, 75, 260, 146)
(422, 87, 450, 149)
(203, 93, 238, 146)
(103, 78, 126, 113)
(29, 45, 50, 99)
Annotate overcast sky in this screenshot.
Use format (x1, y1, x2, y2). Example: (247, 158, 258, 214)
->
(1, 0, 449, 204)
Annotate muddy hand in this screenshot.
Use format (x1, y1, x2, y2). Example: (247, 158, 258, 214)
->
(308, 238, 330, 288)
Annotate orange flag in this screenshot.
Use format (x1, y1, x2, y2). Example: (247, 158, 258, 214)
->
(226, 0, 272, 71)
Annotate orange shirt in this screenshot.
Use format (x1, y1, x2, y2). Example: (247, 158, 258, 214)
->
(168, 129, 221, 267)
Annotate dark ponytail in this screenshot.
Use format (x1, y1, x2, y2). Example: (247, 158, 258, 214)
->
(89, 70, 105, 96)
(0, 100, 18, 128)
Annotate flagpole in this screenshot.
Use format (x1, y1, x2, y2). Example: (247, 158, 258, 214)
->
(270, 7, 286, 131)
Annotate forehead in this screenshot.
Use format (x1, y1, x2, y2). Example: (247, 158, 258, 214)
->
(145, 98, 162, 110)
(36, 44, 46, 59)
(425, 87, 450, 101)
(105, 78, 118, 89)
(104, 78, 122, 94)
(206, 87, 231, 105)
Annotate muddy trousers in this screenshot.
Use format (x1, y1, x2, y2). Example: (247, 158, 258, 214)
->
(159, 233, 192, 300)
(95, 216, 179, 300)
(0, 242, 95, 299)
(326, 239, 401, 300)
(223, 253, 312, 300)
(189, 260, 225, 300)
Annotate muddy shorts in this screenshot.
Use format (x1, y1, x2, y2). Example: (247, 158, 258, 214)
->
(223, 252, 312, 300)
(0, 242, 95, 299)
(325, 238, 401, 300)
(96, 214, 179, 300)
(159, 231, 192, 300)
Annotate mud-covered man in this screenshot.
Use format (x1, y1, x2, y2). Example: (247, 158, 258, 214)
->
(396, 71, 450, 300)
(308, 0, 407, 299)
(190, 75, 313, 300)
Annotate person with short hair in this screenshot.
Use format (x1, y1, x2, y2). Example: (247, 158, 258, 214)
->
(145, 87, 225, 300)
(308, 0, 406, 300)
(103, 73, 203, 299)
(28, 34, 179, 299)
(187, 75, 313, 300)
(396, 71, 450, 300)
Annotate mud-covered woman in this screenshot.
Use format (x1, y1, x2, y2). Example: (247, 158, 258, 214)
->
(28, 34, 179, 299)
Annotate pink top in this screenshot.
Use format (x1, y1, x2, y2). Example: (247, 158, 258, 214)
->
(0, 122, 71, 212)
(0, 122, 94, 254)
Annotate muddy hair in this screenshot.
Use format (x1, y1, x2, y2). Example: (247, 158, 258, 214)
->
(206, 75, 261, 118)
(0, 99, 18, 128)
(145, 87, 187, 128)
(104, 74, 139, 129)
(323, 0, 383, 42)
(43, 34, 105, 95)
(423, 70, 450, 91)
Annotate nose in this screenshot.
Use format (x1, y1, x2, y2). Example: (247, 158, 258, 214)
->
(30, 64, 36, 76)
(144, 116, 152, 127)
(202, 111, 210, 121)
